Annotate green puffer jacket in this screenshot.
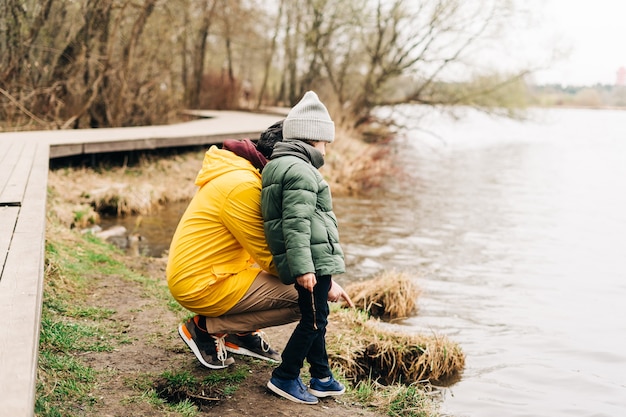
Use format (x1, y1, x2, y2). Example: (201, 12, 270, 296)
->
(261, 140, 345, 285)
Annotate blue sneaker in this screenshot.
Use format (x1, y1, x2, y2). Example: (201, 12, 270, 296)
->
(308, 376, 346, 397)
(267, 376, 319, 404)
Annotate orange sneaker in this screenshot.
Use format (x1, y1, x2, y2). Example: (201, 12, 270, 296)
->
(178, 316, 234, 369)
(225, 330, 281, 362)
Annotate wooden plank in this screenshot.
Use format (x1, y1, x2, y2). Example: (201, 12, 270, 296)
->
(81, 132, 256, 155)
(0, 140, 38, 205)
(49, 133, 255, 158)
(0, 139, 17, 164)
(0, 140, 21, 202)
(0, 142, 48, 417)
(83, 138, 161, 153)
(0, 225, 45, 417)
(48, 143, 84, 159)
(0, 206, 19, 276)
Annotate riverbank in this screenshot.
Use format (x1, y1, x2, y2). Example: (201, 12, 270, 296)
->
(40, 195, 447, 417)
(47, 126, 395, 229)
(40, 129, 457, 416)
(41, 210, 397, 416)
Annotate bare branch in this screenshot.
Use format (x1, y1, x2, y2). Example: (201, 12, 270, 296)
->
(0, 87, 48, 126)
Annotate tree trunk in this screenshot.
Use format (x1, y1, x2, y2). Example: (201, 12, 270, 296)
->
(189, 0, 217, 108)
(257, 0, 284, 108)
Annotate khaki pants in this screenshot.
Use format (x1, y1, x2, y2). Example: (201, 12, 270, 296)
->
(204, 271, 300, 334)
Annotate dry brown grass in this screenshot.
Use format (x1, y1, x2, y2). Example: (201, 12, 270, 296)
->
(328, 308, 465, 386)
(47, 153, 201, 228)
(48, 128, 396, 229)
(344, 270, 420, 319)
(332, 271, 465, 386)
(324, 126, 398, 195)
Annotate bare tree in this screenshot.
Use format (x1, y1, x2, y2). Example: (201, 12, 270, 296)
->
(0, 0, 536, 131)
(48, 0, 113, 128)
(272, 0, 530, 125)
(188, 0, 218, 108)
(1, 0, 56, 127)
(348, 0, 529, 124)
(257, 0, 284, 108)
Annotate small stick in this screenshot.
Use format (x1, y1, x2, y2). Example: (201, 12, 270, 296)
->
(311, 291, 318, 330)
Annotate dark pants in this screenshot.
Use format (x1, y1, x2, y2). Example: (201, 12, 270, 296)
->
(272, 275, 332, 380)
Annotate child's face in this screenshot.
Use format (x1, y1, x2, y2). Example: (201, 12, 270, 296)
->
(312, 141, 327, 157)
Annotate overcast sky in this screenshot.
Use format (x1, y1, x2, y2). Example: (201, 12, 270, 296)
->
(520, 0, 626, 86)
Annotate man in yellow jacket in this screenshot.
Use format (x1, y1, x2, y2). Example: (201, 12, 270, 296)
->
(166, 121, 353, 369)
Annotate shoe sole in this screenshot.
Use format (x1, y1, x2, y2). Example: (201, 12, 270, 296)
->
(178, 324, 234, 369)
(267, 380, 319, 404)
(308, 387, 346, 397)
(225, 342, 281, 363)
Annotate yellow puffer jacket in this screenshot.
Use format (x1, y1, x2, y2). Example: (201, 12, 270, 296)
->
(166, 146, 276, 316)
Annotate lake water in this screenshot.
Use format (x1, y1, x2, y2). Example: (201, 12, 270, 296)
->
(335, 107, 626, 417)
(103, 107, 626, 417)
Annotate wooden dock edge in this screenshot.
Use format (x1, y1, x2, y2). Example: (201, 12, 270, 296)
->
(0, 142, 49, 417)
(0, 110, 283, 416)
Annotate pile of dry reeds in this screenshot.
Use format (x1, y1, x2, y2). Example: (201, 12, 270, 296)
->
(324, 126, 396, 195)
(327, 309, 465, 386)
(47, 153, 199, 227)
(344, 270, 420, 319)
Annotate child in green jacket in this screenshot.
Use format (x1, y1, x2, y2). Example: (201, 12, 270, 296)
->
(261, 91, 353, 404)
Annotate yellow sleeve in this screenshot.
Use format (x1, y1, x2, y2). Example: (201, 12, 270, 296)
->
(221, 181, 278, 276)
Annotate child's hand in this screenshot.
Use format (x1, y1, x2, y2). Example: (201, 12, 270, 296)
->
(296, 273, 317, 292)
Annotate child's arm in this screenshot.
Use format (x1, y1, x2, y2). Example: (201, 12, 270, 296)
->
(279, 168, 318, 279)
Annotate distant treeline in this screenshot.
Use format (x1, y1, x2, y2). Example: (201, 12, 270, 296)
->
(1, 0, 536, 132)
(530, 84, 626, 109)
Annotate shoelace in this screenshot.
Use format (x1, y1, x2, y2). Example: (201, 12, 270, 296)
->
(253, 330, 271, 353)
(214, 334, 228, 363)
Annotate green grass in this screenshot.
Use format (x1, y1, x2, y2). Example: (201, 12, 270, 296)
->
(202, 366, 248, 385)
(169, 399, 199, 417)
(154, 365, 250, 407)
(35, 350, 97, 417)
(39, 314, 114, 353)
(388, 385, 432, 417)
(121, 373, 204, 416)
(36, 222, 182, 416)
(36, 235, 116, 416)
(347, 378, 439, 417)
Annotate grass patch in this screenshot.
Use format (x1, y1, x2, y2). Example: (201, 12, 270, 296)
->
(36, 216, 182, 416)
(349, 379, 439, 417)
(153, 366, 249, 410)
(388, 384, 434, 417)
(39, 314, 114, 353)
(36, 350, 98, 417)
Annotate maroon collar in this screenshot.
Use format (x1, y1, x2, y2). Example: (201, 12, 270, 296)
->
(222, 139, 268, 171)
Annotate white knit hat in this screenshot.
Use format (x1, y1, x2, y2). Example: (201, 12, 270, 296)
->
(283, 91, 335, 143)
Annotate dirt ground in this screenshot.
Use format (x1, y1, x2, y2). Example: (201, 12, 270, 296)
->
(81, 254, 386, 417)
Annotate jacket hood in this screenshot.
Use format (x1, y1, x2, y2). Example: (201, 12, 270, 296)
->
(195, 145, 260, 187)
(270, 139, 325, 169)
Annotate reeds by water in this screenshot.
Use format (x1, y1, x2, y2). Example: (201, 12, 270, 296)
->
(328, 308, 465, 386)
(344, 270, 420, 319)
(330, 270, 465, 386)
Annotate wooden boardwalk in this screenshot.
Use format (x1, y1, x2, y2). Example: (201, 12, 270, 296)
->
(0, 110, 285, 416)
